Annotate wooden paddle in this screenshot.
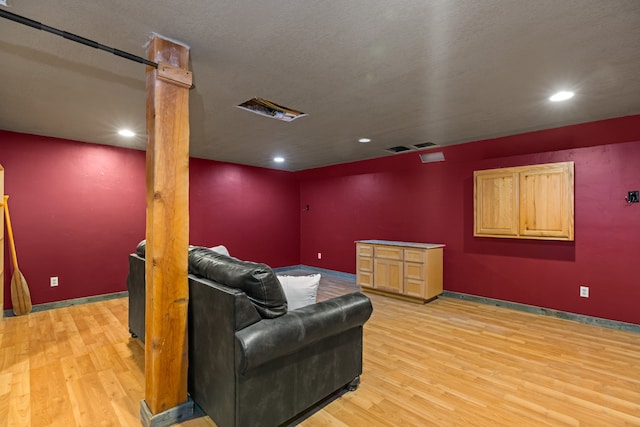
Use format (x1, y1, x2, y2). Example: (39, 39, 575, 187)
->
(3, 195, 32, 315)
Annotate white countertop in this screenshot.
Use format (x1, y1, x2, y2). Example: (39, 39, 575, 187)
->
(356, 240, 445, 249)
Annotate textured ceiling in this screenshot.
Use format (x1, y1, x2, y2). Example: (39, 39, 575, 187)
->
(1, 1, 639, 171)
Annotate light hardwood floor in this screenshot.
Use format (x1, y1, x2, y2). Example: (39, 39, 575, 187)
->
(1, 271, 639, 426)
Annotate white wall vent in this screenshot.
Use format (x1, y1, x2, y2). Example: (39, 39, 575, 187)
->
(419, 151, 445, 163)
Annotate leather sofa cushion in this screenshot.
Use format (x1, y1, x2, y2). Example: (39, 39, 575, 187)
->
(188, 246, 287, 319)
(136, 240, 146, 257)
(235, 292, 373, 373)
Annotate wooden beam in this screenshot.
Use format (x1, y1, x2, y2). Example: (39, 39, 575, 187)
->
(143, 36, 191, 417)
(0, 164, 4, 319)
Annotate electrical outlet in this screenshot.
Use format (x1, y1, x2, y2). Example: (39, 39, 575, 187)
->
(579, 285, 589, 298)
(627, 191, 639, 203)
(317, 252, 322, 260)
(50, 276, 59, 287)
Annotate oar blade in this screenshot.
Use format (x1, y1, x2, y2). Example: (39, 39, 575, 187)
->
(11, 269, 32, 316)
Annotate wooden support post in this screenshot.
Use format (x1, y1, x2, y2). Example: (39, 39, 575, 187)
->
(141, 36, 194, 426)
(0, 164, 4, 319)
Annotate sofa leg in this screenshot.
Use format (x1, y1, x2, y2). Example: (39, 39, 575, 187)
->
(346, 376, 360, 392)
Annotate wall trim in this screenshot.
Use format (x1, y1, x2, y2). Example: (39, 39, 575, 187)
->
(3, 291, 128, 317)
(5, 277, 637, 334)
(278, 266, 640, 333)
(443, 291, 640, 334)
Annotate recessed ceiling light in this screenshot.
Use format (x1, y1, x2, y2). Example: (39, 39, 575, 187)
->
(358, 138, 371, 143)
(549, 91, 574, 102)
(118, 129, 136, 137)
(273, 157, 285, 163)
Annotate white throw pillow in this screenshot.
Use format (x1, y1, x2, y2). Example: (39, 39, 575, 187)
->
(209, 245, 230, 257)
(277, 274, 321, 310)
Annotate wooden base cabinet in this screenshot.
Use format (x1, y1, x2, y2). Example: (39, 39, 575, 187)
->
(356, 240, 444, 303)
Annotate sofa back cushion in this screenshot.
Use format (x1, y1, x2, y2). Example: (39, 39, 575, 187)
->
(277, 274, 321, 310)
(188, 246, 287, 319)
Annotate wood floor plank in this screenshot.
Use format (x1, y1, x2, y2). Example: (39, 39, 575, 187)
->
(30, 360, 75, 427)
(109, 396, 140, 427)
(66, 372, 120, 427)
(0, 371, 12, 427)
(1, 272, 639, 426)
(7, 362, 30, 427)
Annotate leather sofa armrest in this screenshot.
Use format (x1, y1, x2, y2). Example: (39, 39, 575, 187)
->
(234, 292, 373, 373)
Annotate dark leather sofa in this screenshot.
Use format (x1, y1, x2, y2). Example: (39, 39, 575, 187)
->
(127, 244, 373, 427)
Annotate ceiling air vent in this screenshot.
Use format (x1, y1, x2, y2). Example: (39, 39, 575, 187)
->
(413, 142, 437, 149)
(386, 145, 412, 153)
(236, 97, 307, 122)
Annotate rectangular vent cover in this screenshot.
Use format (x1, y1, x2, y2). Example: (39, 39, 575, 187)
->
(236, 97, 306, 122)
(413, 142, 437, 149)
(386, 145, 412, 153)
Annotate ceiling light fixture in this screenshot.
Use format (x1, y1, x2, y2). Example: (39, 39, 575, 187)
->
(118, 129, 136, 137)
(358, 138, 371, 143)
(273, 157, 285, 163)
(549, 91, 574, 102)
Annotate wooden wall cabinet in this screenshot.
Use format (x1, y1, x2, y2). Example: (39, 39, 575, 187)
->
(356, 240, 444, 303)
(474, 161, 574, 241)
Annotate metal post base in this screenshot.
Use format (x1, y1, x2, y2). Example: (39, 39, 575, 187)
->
(140, 397, 195, 427)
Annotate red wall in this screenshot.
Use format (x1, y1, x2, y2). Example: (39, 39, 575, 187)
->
(189, 158, 300, 266)
(3, 115, 639, 324)
(0, 132, 146, 307)
(296, 115, 640, 324)
(0, 131, 300, 309)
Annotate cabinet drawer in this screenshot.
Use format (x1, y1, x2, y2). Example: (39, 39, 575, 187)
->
(357, 244, 374, 257)
(375, 246, 403, 260)
(358, 271, 373, 287)
(404, 249, 425, 264)
(404, 278, 425, 299)
(404, 262, 424, 281)
(358, 256, 373, 272)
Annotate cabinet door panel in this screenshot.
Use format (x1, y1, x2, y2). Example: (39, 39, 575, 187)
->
(474, 171, 519, 236)
(519, 163, 574, 240)
(374, 259, 403, 293)
(424, 248, 444, 299)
